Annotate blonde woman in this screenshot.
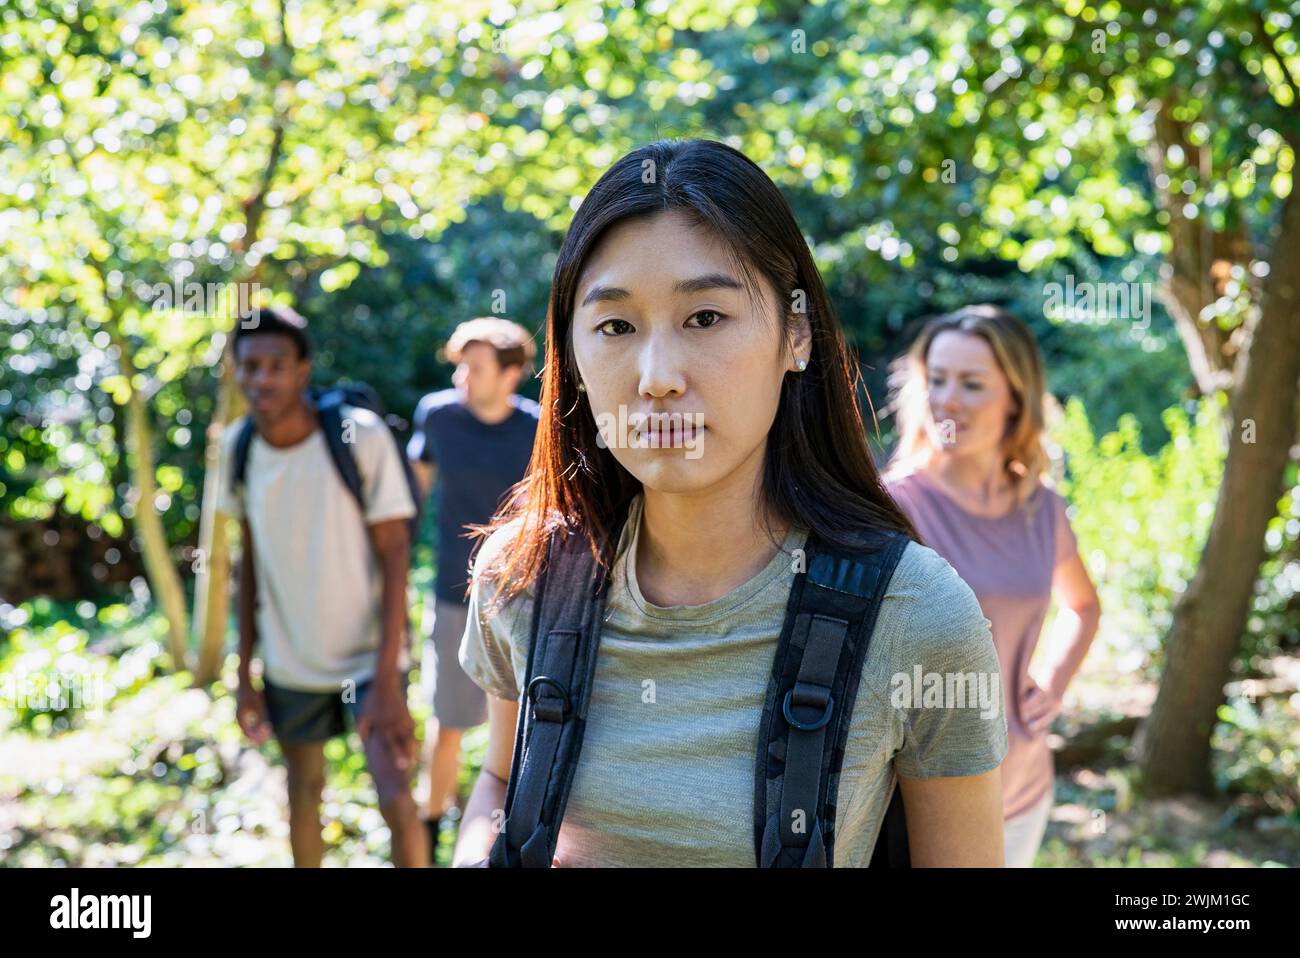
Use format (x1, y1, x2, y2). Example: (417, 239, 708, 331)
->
(883, 304, 1101, 867)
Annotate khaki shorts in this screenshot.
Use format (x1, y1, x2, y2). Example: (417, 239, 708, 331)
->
(421, 598, 487, 729)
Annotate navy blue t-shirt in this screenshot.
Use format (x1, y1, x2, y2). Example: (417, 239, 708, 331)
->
(407, 389, 540, 603)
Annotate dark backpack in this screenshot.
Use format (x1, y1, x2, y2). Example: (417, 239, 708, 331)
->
(488, 507, 912, 868)
(230, 383, 423, 542)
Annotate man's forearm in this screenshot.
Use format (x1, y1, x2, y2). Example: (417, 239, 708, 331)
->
(410, 459, 434, 501)
(236, 551, 258, 681)
(374, 539, 410, 680)
(453, 768, 508, 866)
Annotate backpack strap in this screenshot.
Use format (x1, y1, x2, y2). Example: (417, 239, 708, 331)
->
(755, 529, 910, 867)
(319, 385, 424, 537)
(229, 415, 257, 498)
(314, 391, 367, 515)
(488, 516, 625, 868)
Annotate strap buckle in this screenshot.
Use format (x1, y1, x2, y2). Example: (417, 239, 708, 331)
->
(782, 681, 833, 731)
(526, 675, 572, 723)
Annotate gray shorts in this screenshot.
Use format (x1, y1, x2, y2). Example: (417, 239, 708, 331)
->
(421, 598, 487, 729)
(263, 673, 410, 746)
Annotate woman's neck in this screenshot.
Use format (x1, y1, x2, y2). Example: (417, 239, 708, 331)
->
(635, 447, 790, 607)
(923, 447, 1014, 514)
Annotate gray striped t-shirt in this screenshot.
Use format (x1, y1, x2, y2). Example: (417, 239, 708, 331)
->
(459, 493, 1008, 866)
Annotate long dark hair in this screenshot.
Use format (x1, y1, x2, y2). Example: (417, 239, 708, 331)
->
(472, 138, 918, 611)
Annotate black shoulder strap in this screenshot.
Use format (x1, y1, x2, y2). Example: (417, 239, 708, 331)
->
(755, 529, 910, 867)
(488, 514, 910, 869)
(488, 518, 622, 868)
(229, 415, 257, 496)
(319, 386, 423, 533)
(314, 392, 367, 515)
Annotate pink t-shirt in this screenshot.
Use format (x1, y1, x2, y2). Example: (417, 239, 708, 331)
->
(885, 468, 1078, 819)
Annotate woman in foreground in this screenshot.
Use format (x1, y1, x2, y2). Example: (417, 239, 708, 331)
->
(451, 139, 1010, 867)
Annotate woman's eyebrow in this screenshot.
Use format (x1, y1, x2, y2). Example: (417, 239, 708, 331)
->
(580, 284, 631, 307)
(673, 272, 744, 295)
(579, 272, 744, 307)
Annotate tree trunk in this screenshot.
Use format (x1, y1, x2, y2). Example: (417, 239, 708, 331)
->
(1138, 187, 1300, 796)
(114, 334, 191, 669)
(191, 115, 285, 685)
(192, 353, 242, 685)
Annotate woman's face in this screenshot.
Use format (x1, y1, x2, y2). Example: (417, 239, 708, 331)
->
(924, 330, 1017, 461)
(570, 209, 808, 496)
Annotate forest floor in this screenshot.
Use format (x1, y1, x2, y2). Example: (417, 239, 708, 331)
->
(2, 605, 1297, 867)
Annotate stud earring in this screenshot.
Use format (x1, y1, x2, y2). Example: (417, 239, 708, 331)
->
(577, 381, 586, 393)
(795, 359, 808, 372)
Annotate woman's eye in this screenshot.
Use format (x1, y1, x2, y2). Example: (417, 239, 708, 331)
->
(596, 319, 634, 336)
(686, 309, 724, 328)
(964, 381, 984, 392)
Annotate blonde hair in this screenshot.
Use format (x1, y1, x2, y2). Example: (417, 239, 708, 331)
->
(884, 304, 1050, 508)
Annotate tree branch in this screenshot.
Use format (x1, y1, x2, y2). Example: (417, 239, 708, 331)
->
(1254, 7, 1300, 121)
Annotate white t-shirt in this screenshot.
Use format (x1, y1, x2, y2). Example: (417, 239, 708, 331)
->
(218, 405, 416, 691)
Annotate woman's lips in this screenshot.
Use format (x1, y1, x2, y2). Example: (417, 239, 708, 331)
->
(640, 420, 704, 447)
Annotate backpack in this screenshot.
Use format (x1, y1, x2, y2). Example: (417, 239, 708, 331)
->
(488, 506, 913, 868)
(230, 383, 423, 542)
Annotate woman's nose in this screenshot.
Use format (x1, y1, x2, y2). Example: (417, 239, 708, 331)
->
(637, 337, 686, 399)
(929, 389, 954, 414)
